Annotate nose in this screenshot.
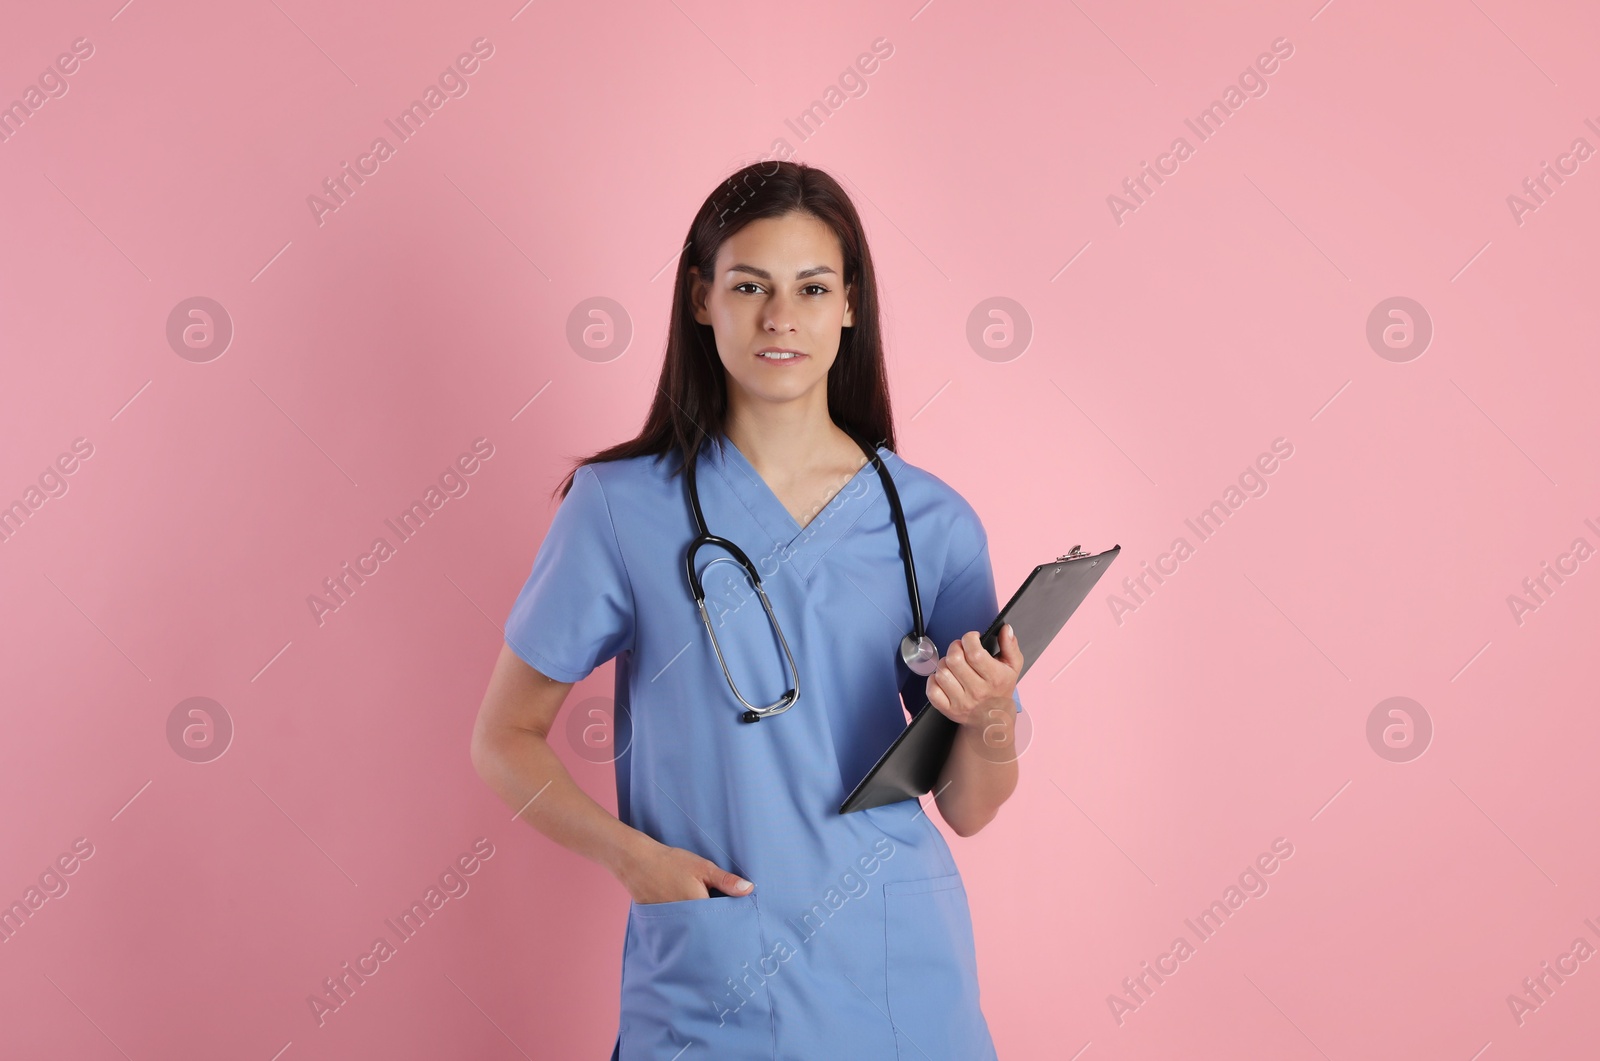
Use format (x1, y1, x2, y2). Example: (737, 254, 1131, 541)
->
(761, 290, 800, 332)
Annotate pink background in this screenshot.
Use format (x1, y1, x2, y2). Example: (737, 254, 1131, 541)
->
(3, 0, 1598, 1057)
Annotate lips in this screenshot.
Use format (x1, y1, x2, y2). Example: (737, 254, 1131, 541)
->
(756, 349, 806, 362)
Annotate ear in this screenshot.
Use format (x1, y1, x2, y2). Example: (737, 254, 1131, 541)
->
(688, 266, 711, 326)
(842, 282, 855, 328)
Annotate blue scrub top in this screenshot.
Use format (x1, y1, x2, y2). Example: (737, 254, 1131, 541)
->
(505, 435, 1021, 1061)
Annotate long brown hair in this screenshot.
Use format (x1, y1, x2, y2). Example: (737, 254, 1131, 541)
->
(554, 160, 895, 500)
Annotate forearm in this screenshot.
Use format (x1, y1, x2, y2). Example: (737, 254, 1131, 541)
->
(472, 727, 649, 877)
(933, 701, 1019, 836)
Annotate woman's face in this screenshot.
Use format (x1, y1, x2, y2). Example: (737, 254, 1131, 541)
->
(690, 211, 855, 412)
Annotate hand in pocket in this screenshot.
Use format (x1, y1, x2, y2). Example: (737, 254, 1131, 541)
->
(617, 834, 755, 904)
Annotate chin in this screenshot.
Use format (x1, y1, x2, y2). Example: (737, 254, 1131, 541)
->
(740, 377, 818, 403)
(749, 380, 821, 402)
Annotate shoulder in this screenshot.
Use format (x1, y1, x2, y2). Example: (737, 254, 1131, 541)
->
(571, 450, 677, 496)
(881, 447, 988, 565)
(565, 451, 681, 530)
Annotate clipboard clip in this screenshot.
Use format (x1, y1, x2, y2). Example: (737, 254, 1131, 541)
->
(1055, 544, 1102, 570)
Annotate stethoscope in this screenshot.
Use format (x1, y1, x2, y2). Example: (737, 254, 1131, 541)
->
(683, 431, 938, 722)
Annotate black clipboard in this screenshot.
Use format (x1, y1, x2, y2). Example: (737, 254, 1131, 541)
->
(838, 544, 1121, 814)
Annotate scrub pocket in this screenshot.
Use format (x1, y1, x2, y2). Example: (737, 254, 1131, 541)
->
(883, 873, 996, 1061)
(619, 892, 774, 1061)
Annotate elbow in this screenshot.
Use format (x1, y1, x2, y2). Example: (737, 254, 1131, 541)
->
(470, 718, 551, 782)
(942, 777, 1018, 838)
(937, 797, 996, 838)
(469, 722, 502, 782)
(949, 809, 997, 838)
(468, 733, 490, 781)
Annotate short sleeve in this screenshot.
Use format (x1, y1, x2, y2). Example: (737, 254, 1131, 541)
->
(503, 464, 635, 683)
(925, 538, 1024, 714)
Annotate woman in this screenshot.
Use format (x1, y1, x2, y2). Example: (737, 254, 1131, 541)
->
(471, 160, 1025, 1060)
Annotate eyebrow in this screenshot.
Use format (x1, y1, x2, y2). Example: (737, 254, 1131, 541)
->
(725, 264, 838, 281)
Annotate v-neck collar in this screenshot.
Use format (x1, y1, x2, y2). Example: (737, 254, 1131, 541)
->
(706, 435, 887, 579)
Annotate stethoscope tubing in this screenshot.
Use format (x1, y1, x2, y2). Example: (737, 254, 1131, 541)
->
(683, 430, 927, 722)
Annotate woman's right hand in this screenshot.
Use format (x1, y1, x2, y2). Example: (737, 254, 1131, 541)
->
(615, 833, 755, 904)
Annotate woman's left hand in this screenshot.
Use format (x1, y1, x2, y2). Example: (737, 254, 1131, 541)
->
(925, 624, 1024, 726)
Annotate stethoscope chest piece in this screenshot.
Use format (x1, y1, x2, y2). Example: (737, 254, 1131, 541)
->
(900, 634, 939, 676)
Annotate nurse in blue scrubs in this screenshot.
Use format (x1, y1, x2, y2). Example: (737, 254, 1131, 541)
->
(471, 160, 1025, 1061)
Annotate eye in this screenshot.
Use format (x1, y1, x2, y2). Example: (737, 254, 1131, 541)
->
(732, 281, 831, 296)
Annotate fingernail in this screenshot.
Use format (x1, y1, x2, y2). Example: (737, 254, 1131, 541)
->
(736, 879, 753, 892)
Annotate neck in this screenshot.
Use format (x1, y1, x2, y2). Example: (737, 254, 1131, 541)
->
(723, 386, 855, 476)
